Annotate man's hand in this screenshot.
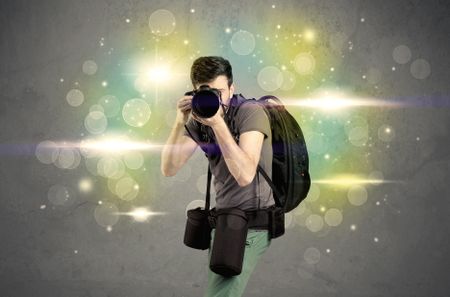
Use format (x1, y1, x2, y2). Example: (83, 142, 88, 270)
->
(191, 104, 225, 128)
(176, 95, 194, 125)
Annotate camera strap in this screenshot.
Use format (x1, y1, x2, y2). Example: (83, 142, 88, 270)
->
(205, 163, 212, 211)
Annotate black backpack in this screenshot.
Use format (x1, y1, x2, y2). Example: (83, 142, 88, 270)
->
(188, 93, 311, 213)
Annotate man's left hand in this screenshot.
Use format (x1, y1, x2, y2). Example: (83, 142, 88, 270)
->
(191, 105, 225, 128)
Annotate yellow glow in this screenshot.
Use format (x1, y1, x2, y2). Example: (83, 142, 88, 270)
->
(313, 175, 402, 186)
(46, 137, 176, 155)
(78, 178, 93, 192)
(47, 138, 163, 154)
(115, 207, 167, 222)
(304, 29, 315, 41)
(147, 65, 170, 82)
(283, 92, 404, 110)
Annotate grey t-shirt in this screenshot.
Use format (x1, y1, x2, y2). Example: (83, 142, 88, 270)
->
(183, 95, 276, 211)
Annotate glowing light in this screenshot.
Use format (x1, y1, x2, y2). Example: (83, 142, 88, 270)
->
(125, 18, 130, 23)
(304, 247, 321, 264)
(294, 52, 315, 75)
(82, 60, 98, 75)
(304, 29, 315, 41)
(149, 9, 176, 36)
(282, 93, 404, 110)
(122, 98, 152, 127)
(183, 39, 189, 45)
(410, 58, 431, 79)
(324, 209, 343, 226)
(101, 81, 108, 87)
(78, 178, 93, 192)
(147, 65, 170, 82)
(230, 30, 255, 55)
(84, 111, 107, 135)
(50, 138, 162, 155)
(116, 207, 167, 222)
(94, 202, 119, 227)
(393, 45, 412, 64)
(225, 27, 231, 33)
(350, 224, 357, 231)
(66, 89, 84, 107)
(312, 174, 401, 186)
(305, 214, 324, 232)
(374, 237, 379, 242)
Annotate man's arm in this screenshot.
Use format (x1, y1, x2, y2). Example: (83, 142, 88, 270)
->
(161, 122, 198, 176)
(211, 120, 264, 187)
(160, 95, 198, 177)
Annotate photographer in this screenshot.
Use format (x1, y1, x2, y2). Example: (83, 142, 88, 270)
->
(161, 56, 275, 297)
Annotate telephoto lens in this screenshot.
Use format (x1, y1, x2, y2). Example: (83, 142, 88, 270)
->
(190, 85, 222, 118)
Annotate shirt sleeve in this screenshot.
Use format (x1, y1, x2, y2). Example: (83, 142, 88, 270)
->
(183, 117, 201, 142)
(236, 101, 271, 139)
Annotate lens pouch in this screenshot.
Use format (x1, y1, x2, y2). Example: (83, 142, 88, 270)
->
(209, 207, 249, 277)
(184, 207, 212, 250)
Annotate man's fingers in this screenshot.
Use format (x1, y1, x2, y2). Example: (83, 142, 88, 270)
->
(179, 100, 191, 108)
(180, 105, 191, 112)
(178, 97, 192, 108)
(178, 96, 193, 104)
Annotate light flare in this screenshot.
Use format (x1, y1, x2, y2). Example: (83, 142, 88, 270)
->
(147, 65, 171, 82)
(313, 175, 403, 186)
(115, 207, 167, 222)
(281, 94, 404, 110)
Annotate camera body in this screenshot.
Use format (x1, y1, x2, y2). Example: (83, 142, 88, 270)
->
(185, 85, 222, 118)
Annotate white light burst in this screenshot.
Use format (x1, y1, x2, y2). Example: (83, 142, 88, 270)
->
(115, 207, 167, 222)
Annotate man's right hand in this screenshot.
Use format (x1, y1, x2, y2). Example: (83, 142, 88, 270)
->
(176, 95, 193, 124)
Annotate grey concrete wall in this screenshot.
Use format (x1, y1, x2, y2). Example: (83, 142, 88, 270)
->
(1, 0, 449, 296)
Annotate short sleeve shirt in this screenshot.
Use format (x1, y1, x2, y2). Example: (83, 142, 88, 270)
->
(183, 94, 276, 211)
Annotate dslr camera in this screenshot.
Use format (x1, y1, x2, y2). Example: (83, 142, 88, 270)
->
(184, 85, 223, 118)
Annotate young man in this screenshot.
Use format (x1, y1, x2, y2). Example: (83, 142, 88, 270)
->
(161, 56, 275, 297)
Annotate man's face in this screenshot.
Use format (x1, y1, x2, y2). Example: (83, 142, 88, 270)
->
(194, 75, 235, 107)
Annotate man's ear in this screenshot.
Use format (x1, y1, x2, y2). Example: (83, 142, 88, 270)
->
(229, 83, 235, 99)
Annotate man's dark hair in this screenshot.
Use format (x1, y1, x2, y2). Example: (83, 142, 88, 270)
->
(190, 56, 233, 88)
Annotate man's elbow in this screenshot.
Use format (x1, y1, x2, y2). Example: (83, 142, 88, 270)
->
(161, 164, 177, 177)
(237, 172, 256, 187)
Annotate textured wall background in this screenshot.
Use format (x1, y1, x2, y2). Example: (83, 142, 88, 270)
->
(1, 0, 449, 296)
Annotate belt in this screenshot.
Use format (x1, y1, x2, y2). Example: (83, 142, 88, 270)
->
(208, 205, 275, 230)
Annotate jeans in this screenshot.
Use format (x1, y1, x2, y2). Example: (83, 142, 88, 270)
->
(204, 228, 271, 297)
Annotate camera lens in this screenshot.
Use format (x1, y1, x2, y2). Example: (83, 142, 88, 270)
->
(191, 86, 221, 118)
